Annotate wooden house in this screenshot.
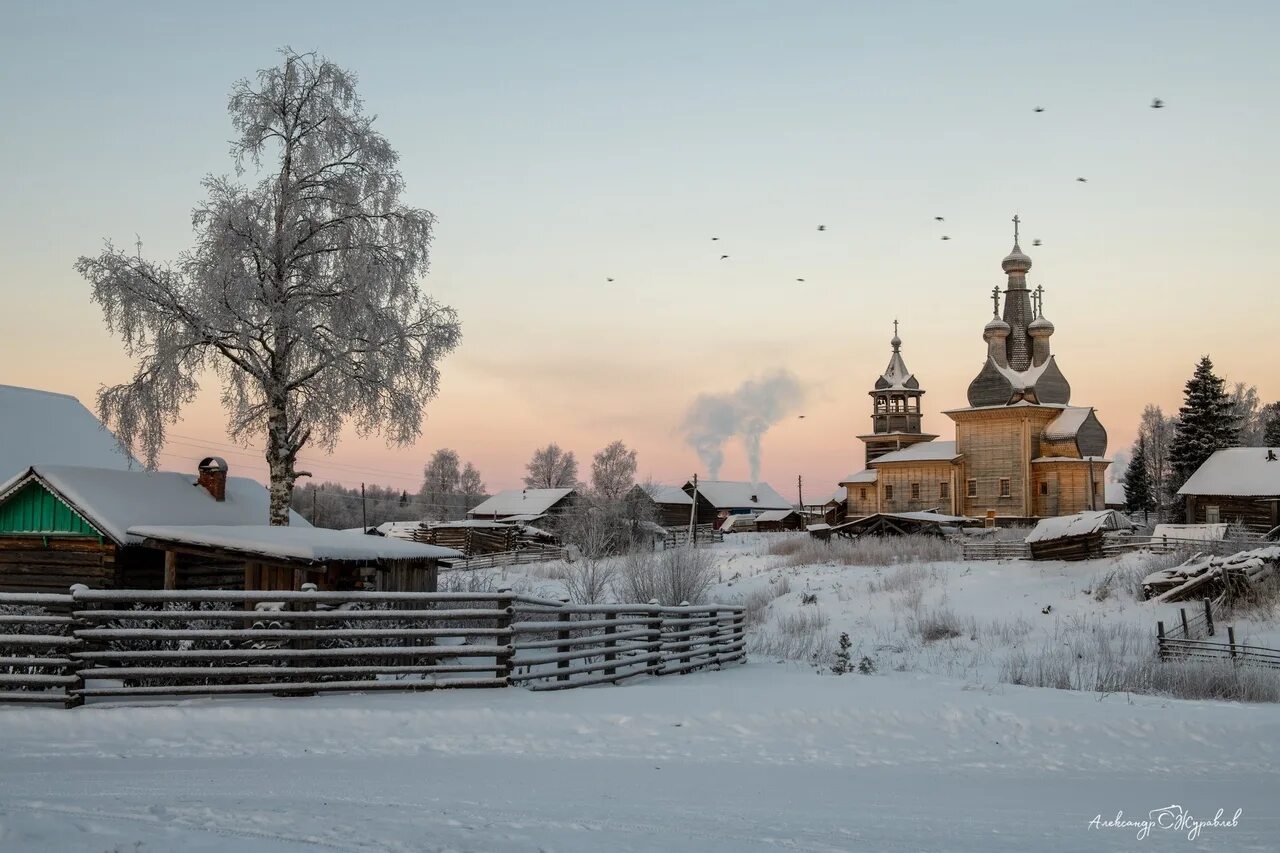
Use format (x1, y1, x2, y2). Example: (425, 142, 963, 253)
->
(1178, 448, 1280, 533)
(626, 484, 695, 528)
(466, 488, 576, 522)
(682, 480, 791, 528)
(0, 459, 307, 593)
(0, 383, 136, 482)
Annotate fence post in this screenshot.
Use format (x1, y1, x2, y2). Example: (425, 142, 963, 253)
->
(1179, 608, 1190, 639)
(494, 587, 514, 686)
(1157, 621, 1166, 661)
(64, 584, 88, 709)
(1227, 626, 1237, 661)
(648, 599, 663, 675)
(556, 597, 571, 683)
(284, 583, 318, 697)
(679, 601, 693, 670)
(603, 609, 617, 679)
(1203, 598, 1215, 637)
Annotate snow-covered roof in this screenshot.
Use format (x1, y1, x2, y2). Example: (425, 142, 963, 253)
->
(641, 484, 694, 506)
(128, 524, 460, 564)
(466, 488, 575, 518)
(0, 384, 137, 482)
(870, 441, 959, 465)
(1025, 510, 1127, 543)
(684, 480, 792, 511)
(1152, 523, 1228, 542)
(372, 520, 426, 540)
(839, 470, 879, 485)
(1104, 482, 1126, 505)
(1177, 448, 1280, 497)
(1043, 407, 1093, 440)
(754, 509, 798, 523)
(0, 464, 308, 546)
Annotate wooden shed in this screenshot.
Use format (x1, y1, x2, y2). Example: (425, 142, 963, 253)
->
(754, 509, 804, 532)
(128, 524, 461, 593)
(0, 461, 307, 593)
(1024, 510, 1134, 561)
(626, 484, 695, 528)
(1177, 448, 1280, 533)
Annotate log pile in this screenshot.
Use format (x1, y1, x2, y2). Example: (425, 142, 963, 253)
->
(1143, 546, 1280, 603)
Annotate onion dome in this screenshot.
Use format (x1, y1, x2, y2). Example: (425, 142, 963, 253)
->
(1028, 314, 1055, 337)
(1001, 243, 1032, 274)
(984, 313, 1011, 339)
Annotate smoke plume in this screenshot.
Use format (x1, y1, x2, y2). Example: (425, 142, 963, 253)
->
(681, 370, 805, 482)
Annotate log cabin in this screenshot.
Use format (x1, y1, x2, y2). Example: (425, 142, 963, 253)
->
(681, 480, 792, 528)
(1178, 448, 1280, 533)
(465, 488, 576, 522)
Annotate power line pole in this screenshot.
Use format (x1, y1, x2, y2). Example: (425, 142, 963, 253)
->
(687, 473, 699, 546)
(361, 482, 367, 532)
(311, 486, 317, 526)
(797, 474, 804, 509)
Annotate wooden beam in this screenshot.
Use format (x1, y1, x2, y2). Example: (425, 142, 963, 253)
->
(163, 549, 177, 590)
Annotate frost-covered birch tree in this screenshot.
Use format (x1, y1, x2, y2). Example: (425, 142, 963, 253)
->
(76, 49, 460, 524)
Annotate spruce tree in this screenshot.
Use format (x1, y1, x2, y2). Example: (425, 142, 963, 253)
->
(1168, 356, 1239, 497)
(1263, 403, 1280, 447)
(1123, 435, 1154, 521)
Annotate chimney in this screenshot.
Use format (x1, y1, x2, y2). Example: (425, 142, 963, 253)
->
(197, 456, 228, 502)
(751, 494, 758, 503)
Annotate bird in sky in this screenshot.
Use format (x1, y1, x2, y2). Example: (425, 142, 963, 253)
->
(720, 254, 729, 260)
(798, 415, 806, 419)
(817, 224, 827, 231)
(1032, 239, 1042, 247)
(934, 216, 944, 222)
(1151, 97, 1165, 109)
(606, 278, 614, 282)
(1076, 177, 1088, 182)
(941, 235, 951, 241)
(1033, 106, 1045, 113)
(796, 278, 805, 283)
(711, 236, 719, 241)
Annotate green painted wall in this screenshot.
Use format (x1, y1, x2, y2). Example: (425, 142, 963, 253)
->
(0, 480, 102, 537)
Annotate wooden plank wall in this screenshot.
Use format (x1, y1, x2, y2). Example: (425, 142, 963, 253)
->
(0, 537, 116, 593)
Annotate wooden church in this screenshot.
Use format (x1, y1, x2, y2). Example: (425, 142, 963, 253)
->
(840, 218, 1110, 521)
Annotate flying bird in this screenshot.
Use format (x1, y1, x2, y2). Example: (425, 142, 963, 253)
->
(798, 415, 806, 419)
(720, 254, 729, 260)
(1076, 177, 1088, 182)
(795, 278, 805, 283)
(817, 224, 827, 231)
(940, 235, 951, 241)
(606, 278, 614, 282)
(934, 216, 944, 222)
(1032, 239, 1042, 247)
(1033, 106, 1045, 113)
(711, 236, 719, 241)
(1150, 98, 1164, 109)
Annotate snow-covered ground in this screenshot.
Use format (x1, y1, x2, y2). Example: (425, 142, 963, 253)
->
(3, 534, 1279, 851)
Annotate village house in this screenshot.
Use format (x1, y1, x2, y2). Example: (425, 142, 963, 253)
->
(465, 487, 576, 522)
(1177, 447, 1280, 533)
(625, 484, 695, 528)
(681, 479, 792, 528)
(839, 220, 1111, 521)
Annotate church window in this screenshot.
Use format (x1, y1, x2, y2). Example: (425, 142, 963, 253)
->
(884, 485, 894, 501)
(999, 478, 1011, 498)
(1038, 482, 1048, 496)
(859, 488, 867, 501)
(911, 483, 921, 500)
(966, 478, 977, 498)
(939, 481, 950, 499)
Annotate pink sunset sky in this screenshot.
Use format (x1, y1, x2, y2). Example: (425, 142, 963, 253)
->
(2, 2, 1277, 500)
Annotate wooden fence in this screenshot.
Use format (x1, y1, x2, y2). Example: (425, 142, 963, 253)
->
(438, 547, 569, 572)
(1101, 536, 1261, 557)
(0, 588, 744, 707)
(1156, 601, 1280, 670)
(661, 524, 724, 549)
(960, 541, 1031, 561)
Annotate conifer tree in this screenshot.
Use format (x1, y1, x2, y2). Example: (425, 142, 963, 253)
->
(1123, 435, 1153, 522)
(1263, 403, 1280, 447)
(1168, 356, 1239, 498)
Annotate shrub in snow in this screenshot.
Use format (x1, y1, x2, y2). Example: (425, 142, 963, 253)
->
(613, 546, 716, 605)
(910, 608, 963, 643)
(831, 632, 853, 674)
(858, 655, 876, 674)
(800, 592, 818, 605)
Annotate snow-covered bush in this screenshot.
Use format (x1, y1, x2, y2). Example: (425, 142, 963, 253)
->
(563, 556, 617, 605)
(615, 546, 717, 605)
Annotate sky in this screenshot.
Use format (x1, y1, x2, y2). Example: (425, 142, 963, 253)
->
(1, 1, 1277, 499)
